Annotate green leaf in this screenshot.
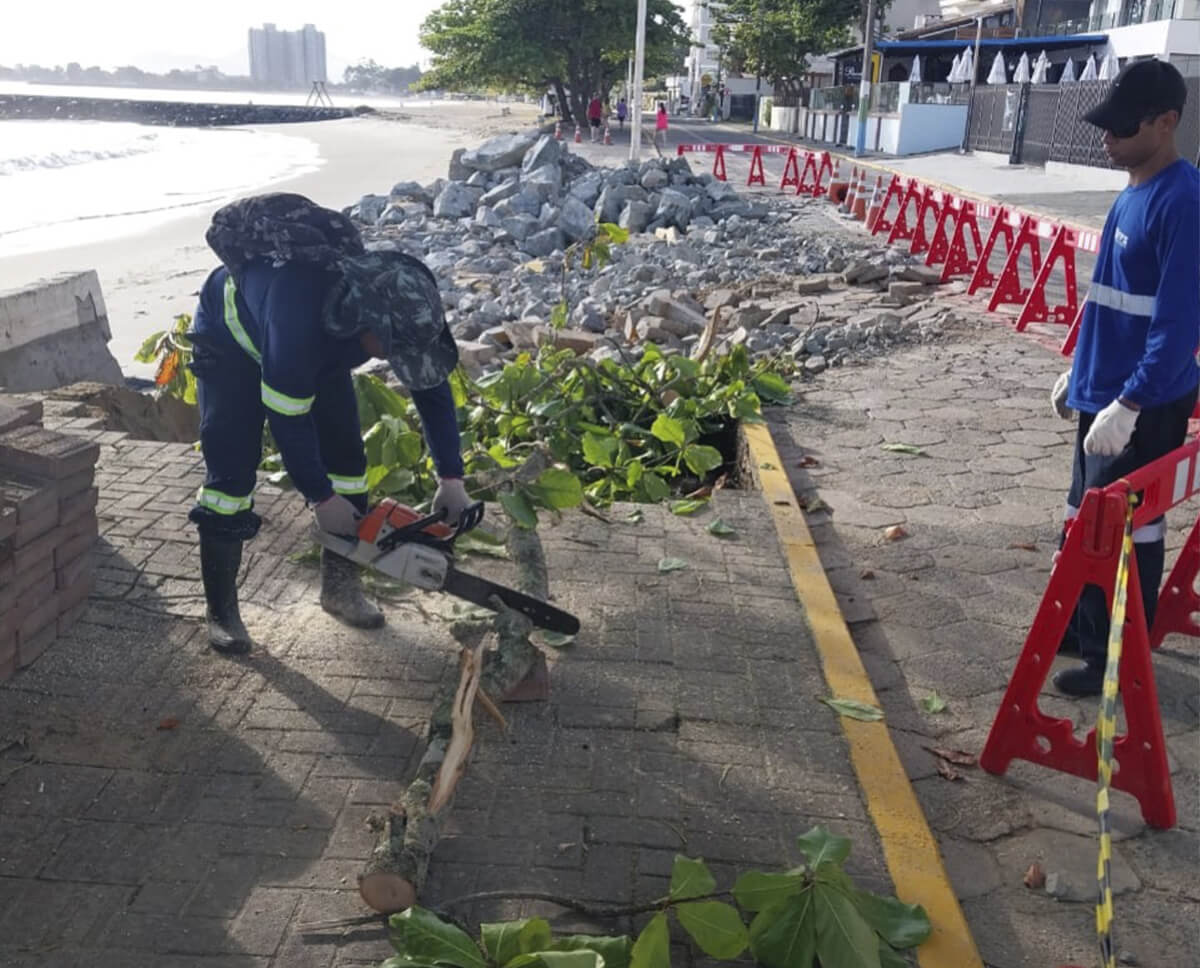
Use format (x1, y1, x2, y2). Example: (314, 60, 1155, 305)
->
(629, 912, 669, 968)
(356, 372, 410, 419)
(732, 870, 807, 913)
(134, 331, 166, 362)
(500, 490, 538, 529)
(534, 468, 584, 509)
(675, 901, 748, 959)
(482, 918, 552, 965)
(748, 890, 816, 968)
(537, 631, 576, 649)
(640, 472, 670, 502)
(378, 468, 416, 495)
(669, 498, 708, 516)
(550, 301, 568, 330)
(820, 697, 885, 722)
(706, 518, 737, 538)
(582, 431, 618, 468)
(880, 443, 925, 456)
(388, 906, 486, 968)
(657, 557, 688, 573)
(549, 934, 631, 968)
(599, 221, 630, 245)
(626, 508, 645, 523)
(625, 459, 645, 488)
(752, 371, 793, 404)
(650, 413, 686, 447)
(851, 892, 932, 950)
(795, 827, 853, 868)
(669, 855, 717, 901)
(813, 883, 881, 968)
(920, 692, 948, 715)
(878, 940, 912, 968)
(683, 444, 723, 476)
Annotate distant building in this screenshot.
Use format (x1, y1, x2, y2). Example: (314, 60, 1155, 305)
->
(248, 23, 327, 88)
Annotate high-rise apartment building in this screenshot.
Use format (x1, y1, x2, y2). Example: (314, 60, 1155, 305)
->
(248, 23, 327, 88)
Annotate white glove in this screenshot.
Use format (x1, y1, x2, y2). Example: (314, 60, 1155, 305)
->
(1051, 371, 1072, 420)
(314, 494, 362, 537)
(433, 478, 473, 526)
(1084, 399, 1139, 457)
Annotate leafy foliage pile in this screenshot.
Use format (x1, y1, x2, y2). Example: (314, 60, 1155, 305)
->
(135, 313, 197, 404)
(381, 828, 930, 968)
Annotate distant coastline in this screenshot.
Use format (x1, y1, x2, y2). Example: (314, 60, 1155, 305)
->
(0, 93, 357, 126)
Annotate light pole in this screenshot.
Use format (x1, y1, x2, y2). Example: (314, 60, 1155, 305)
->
(630, 0, 648, 162)
(752, 3, 764, 133)
(854, 0, 877, 157)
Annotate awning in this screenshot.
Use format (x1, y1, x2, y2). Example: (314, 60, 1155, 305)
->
(873, 34, 1106, 53)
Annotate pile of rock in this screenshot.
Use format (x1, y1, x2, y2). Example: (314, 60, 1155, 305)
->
(0, 399, 100, 681)
(342, 130, 965, 378)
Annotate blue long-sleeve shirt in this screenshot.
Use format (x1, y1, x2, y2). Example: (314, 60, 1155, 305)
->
(1069, 159, 1200, 413)
(193, 261, 464, 503)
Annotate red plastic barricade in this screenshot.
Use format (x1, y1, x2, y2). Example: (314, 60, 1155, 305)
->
(980, 436, 1200, 829)
(869, 175, 904, 236)
(1013, 224, 1080, 331)
(713, 144, 728, 181)
(812, 152, 834, 198)
(937, 199, 987, 282)
(908, 186, 944, 257)
(967, 206, 1021, 296)
(885, 178, 923, 245)
(1150, 515, 1200, 649)
(747, 145, 766, 187)
(985, 214, 1045, 313)
(781, 148, 801, 191)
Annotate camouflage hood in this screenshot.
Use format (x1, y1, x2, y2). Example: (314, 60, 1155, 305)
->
(323, 249, 459, 392)
(205, 193, 365, 280)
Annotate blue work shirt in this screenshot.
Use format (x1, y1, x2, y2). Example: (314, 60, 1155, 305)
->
(1069, 159, 1200, 413)
(192, 260, 464, 503)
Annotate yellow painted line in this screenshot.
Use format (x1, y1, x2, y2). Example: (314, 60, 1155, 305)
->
(743, 421, 984, 968)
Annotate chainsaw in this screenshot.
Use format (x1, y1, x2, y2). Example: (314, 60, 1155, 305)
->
(312, 498, 580, 635)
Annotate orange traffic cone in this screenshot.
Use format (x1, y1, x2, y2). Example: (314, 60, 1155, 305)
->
(574, 123, 582, 144)
(827, 159, 848, 205)
(839, 166, 859, 214)
(852, 172, 871, 220)
(554, 120, 563, 141)
(603, 124, 612, 146)
(864, 176, 885, 231)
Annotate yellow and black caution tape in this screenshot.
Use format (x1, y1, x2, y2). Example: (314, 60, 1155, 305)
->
(1095, 490, 1136, 968)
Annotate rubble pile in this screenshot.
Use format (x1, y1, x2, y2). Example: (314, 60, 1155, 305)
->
(343, 129, 966, 376)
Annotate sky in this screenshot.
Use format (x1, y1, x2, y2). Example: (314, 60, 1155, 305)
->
(0, 0, 452, 78)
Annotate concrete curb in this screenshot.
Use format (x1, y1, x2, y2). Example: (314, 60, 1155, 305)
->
(742, 420, 985, 968)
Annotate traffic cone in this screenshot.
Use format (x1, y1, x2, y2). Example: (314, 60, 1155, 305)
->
(839, 166, 859, 214)
(603, 124, 612, 146)
(554, 120, 563, 141)
(852, 172, 871, 221)
(574, 123, 582, 144)
(865, 176, 885, 231)
(827, 159, 848, 205)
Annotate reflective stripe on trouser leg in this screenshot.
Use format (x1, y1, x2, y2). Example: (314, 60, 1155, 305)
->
(196, 487, 254, 514)
(329, 474, 368, 496)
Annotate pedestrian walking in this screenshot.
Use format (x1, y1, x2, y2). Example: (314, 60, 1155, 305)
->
(190, 193, 476, 655)
(616, 97, 627, 130)
(587, 93, 604, 142)
(654, 101, 669, 150)
(1050, 60, 1199, 696)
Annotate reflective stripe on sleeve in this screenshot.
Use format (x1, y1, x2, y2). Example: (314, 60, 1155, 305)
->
(197, 486, 254, 514)
(261, 382, 315, 416)
(223, 276, 263, 364)
(329, 473, 369, 495)
(1090, 282, 1156, 318)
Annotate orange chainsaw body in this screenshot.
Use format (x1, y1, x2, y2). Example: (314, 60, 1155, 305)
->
(357, 497, 453, 544)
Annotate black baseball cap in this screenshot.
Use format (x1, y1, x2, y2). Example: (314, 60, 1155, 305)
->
(1083, 58, 1187, 135)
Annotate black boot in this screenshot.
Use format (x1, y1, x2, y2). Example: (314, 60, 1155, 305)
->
(320, 548, 385, 629)
(199, 535, 251, 655)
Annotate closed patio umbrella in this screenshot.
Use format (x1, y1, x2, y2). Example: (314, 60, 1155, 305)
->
(986, 51, 1008, 85)
(1080, 53, 1098, 81)
(912, 54, 922, 82)
(961, 46, 975, 84)
(1098, 48, 1120, 81)
(1031, 51, 1050, 84)
(948, 52, 963, 82)
(1061, 58, 1077, 83)
(1013, 52, 1031, 84)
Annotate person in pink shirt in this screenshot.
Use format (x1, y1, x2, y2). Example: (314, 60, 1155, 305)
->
(654, 101, 668, 150)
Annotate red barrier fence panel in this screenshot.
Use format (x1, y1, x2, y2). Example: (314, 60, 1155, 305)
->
(747, 145, 766, 187)
(1015, 224, 1080, 331)
(986, 215, 1045, 313)
(811, 152, 834, 198)
(796, 152, 819, 196)
(780, 148, 801, 191)
(938, 199, 985, 282)
(1150, 514, 1200, 649)
(909, 187, 944, 258)
(713, 144, 727, 182)
(1060, 299, 1085, 356)
(968, 206, 1019, 296)
(869, 175, 904, 236)
(979, 435, 1200, 829)
(885, 178, 923, 246)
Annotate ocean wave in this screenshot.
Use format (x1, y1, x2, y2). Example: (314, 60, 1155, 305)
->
(0, 135, 162, 175)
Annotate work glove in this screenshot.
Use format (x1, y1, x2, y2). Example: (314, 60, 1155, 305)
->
(314, 494, 362, 537)
(1084, 398, 1139, 457)
(433, 477, 474, 526)
(1051, 371, 1072, 420)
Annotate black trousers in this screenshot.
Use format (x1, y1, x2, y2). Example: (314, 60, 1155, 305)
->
(1064, 385, 1197, 666)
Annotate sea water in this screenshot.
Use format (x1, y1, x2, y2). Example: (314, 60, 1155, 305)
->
(0, 118, 323, 258)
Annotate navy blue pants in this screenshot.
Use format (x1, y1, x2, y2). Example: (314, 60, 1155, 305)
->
(189, 340, 367, 540)
(1063, 385, 1197, 666)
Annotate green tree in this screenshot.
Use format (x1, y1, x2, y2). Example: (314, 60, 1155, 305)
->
(418, 0, 687, 123)
(711, 0, 865, 106)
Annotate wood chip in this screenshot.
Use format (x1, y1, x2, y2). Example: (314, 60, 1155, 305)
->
(883, 525, 907, 541)
(797, 455, 821, 468)
(1023, 861, 1046, 889)
(924, 746, 978, 766)
(156, 717, 180, 731)
(1008, 542, 1038, 552)
(936, 760, 964, 782)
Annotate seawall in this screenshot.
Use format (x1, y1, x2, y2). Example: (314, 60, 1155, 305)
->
(0, 94, 357, 126)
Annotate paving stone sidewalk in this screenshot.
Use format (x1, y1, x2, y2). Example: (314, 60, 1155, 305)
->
(0, 423, 894, 967)
(771, 314, 1200, 968)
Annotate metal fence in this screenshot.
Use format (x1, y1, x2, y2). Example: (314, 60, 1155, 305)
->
(972, 78, 1200, 169)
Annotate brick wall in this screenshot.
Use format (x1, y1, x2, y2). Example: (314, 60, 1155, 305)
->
(0, 398, 101, 680)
